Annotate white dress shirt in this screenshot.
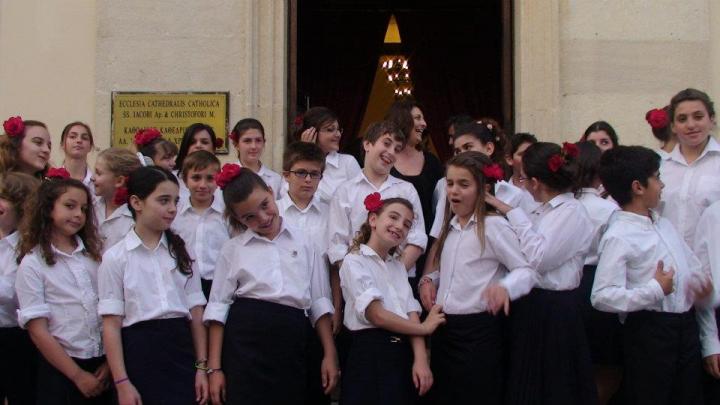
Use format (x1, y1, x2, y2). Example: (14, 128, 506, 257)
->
(428, 215, 535, 314)
(203, 221, 334, 326)
(0, 232, 20, 327)
(506, 193, 593, 291)
(592, 210, 718, 356)
(577, 188, 619, 266)
(15, 239, 103, 358)
(327, 172, 427, 270)
(173, 197, 231, 280)
(430, 178, 538, 238)
(97, 230, 207, 327)
(659, 137, 720, 247)
(176, 172, 224, 205)
(235, 162, 282, 200)
(94, 197, 134, 253)
(277, 191, 330, 255)
(694, 201, 720, 356)
(340, 244, 422, 331)
(318, 152, 361, 204)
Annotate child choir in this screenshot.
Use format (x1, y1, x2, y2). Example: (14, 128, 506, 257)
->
(1, 87, 719, 405)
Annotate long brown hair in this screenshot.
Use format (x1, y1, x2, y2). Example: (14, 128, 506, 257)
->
(434, 152, 498, 267)
(18, 178, 102, 265)
(0, 120, 49, 177)
(348, 197, 414, 256)
(0, 172, 41, 226)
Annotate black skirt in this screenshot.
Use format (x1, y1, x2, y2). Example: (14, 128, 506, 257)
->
(506, 288, 598, 405)
(222, 298, 313, 405)
(0, 326, 37, 404)
(623, 310, 704, 405)
(36, 355, 113, 405)
(121, 317, 196, 404)
(341, 328, 416, 405)
(578, 265, 623, 365)
(431, 312, 504, 405)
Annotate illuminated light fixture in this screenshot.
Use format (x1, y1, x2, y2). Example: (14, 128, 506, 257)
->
(381, 15, 413, 99)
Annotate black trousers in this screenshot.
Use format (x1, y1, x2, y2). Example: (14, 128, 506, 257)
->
(705, 308, 720, 405)
(341, 328, 416, 405)
(623, 310, 704, 405)
(36, 355, 112, 405)
(0, 327, 37, 404)
(431, 312, 503, 405)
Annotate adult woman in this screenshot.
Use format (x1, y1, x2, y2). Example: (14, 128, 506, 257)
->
(0, 116, 51, 178)
(60, 122, 94, 191)
(580, 121, 619, 153)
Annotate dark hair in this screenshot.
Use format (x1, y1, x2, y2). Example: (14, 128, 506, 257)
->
(385, 99, 424, 151)
(0, 172, 40, 224)
(222, 167, 271, 234)
(581, 121, 619, 148)
(669, 88, 716, 121)
(181, 150, 221, 181)
(445, 114, 474, 137)
(522, 142, 579, 192)
(0, 120, 49, 177)
(18, 178, 101, 265)
(175, 123, 218, 177)
(574, 141, 602, 196)
(295, 106, 339, 142)
(61, 122, 94, 147)
(363, 120, 407, 146)
(453, 121, 508, 176)
(282, 142, 326, 172)
(348, 197, 414, 256)
(508, 132, 538, 156)
(598, 145, 660, 207)
(137, 137, 170, 162)
(232, 118, 266, 142)
(126, 166, 193, 276)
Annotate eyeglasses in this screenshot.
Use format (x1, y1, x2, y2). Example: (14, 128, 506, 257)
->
(320, 126, 343, 134)
(287, 170, 323, 180)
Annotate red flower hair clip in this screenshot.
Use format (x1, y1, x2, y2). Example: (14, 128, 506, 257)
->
(113, 187, 129, 205)
(3, 116, 24, 137)
(294, 114, 304, 127)
(133, 128, 162, 147)
(46, 167, 71, 180)
(214, 137, 224, 149)
(482, 163, 505, 182)
(364, 192, 383, 213)
(228, 130, 239, 143)
(548, 142, 579, 173)
(216, 163, 242, 190)
(646, 108, 669, 130)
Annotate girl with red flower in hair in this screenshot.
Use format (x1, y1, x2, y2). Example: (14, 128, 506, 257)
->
(339, 192, 445, 405)
(645, 106, 675, 158)
(133, 128, 178, 171)
(421, 151, 534, 404)
(485, 141, 598, 405)
(0, 116, 51, 178)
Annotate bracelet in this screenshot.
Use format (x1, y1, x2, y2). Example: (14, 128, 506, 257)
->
(194, 359, 209, 371)
(114, 377, 129, 386)
(418, 277, 433, 287)
(206, 367, 222, 375)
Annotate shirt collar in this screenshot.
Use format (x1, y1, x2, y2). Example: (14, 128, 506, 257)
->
(355, 171, 403, 189)
(325, 151, 339, 168)
(279, 191, 322, 214)
(124, 228, 169, 251)
(51, 236, 86, 257)
(449, 214, 477, 231)
(96, 198, 133, 219)
(548, 192, 575, 208)
(179, 196, 224, 215)
(669, 136, 720, 165)
(579, 187, 601, 197)
(238, 218, 293, 245)
(613, 209, 660, 229)
(0, 231, 20, 249)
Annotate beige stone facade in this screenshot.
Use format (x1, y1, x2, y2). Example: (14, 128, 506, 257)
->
(0, 0, 718, 169)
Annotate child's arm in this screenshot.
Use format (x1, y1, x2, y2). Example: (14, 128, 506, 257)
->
(487, 219, 537, 304)
(103, 316, 142, 404)
(314, 315, 339, 394)
(408, 312, 432, 396)
(329, 262, 343, 335)
(402, 188, 428, 270)
(365, 301, 444, 336)
(401, 244, 423, 272)
(190, 306, 208, 405)
(326, 191, 353, 265)
(418, 242, 439, 311)
(207, 322, 226, 405)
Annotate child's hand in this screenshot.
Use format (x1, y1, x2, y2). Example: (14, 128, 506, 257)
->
(689, 274, 714, 303)
(484, 285, 510, 316)
(654, 260, 675, 296)
(320, 354, 340, 395)
(704, 354, 720, 379)
(116, 381, 143, 405)
(484, 191, 513, 215)
(73, 370, 104, 398)
(300, 127, 317, 143)
(195, 369, 209, 405)
(209, 370, 226, 405)
(412, 358, 433, 396)
(418, 280, 437, 312)
(93, 362, 111, 390)
(420, 305, 446, 335)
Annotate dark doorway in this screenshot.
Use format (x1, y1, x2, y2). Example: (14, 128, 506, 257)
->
(289, 0, 512, 162)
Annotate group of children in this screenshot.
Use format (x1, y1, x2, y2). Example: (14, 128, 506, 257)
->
(0, 87, 718, 405)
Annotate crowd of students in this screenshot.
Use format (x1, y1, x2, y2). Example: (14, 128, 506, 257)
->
(0, 87, 719, 405)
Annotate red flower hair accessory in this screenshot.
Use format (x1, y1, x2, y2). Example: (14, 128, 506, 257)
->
(214, 137, 224, 149)
(561, 142, 579, 159)
(646, 108, 669, 130)
(548, 142, 579, 173)
(216, 163, 242, 190)
(364, 192, 383, 213)
(228, 130, 239, 143)
(46, 167, 71, 180)
(3, 116, 24, 137)
(548, 154, 565, 172)
(482, 163, 505, 182)
(113, 187, 129, 205)
(133, 128, 162, 147)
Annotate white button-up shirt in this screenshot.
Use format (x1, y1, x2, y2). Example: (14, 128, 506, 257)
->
(173, 197, 231, 280)
(94, 197, 134, 253)
(577, 188, 619, 266)
(235, 162, 282, 200)
(340, 244, 422, 331)
(0, 232, 21, 327)
(277, 191, 329, 255)
(15, 239, 103, 359)
(203, 221, 334, 326)
(318, 152, 361, 204)
(694, 201, 720, 356)
(592, 210, 718, 356)
(659, 136, 720, 247)
(327, 172, 427, 268)
(506, 193, 593, 291)
(176, 171, 224, 205)
(430, 215, 535, 314)
(97, 230, 207, 327)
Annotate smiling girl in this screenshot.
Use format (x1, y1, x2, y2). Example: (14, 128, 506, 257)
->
(0, 116, 51, 178)
(229, 118, 282, 199)
(60, 122, 95, 192)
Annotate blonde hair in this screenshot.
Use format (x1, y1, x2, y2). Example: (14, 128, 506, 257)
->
(97, 147, 142, 177)
(348, 197, 414, 256)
